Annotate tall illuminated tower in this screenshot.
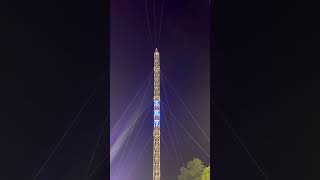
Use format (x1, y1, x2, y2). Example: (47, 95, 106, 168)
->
(153, 48, 161, 180)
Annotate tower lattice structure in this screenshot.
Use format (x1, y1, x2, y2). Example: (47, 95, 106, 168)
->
(153, 48, 161, 180)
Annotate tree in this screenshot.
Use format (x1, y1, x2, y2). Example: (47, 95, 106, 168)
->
(178, 158, 205, 180)
(201, 166, 210, 180)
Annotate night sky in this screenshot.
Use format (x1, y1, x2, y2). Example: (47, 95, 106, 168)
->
(1, 0, 108, 179)
(1, 0, 320, 179)
(110, 0, 209, 179)
(213, 0, 320, 179)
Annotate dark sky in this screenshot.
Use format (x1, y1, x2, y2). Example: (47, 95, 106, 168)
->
(1, 0, 320, 179)
(213, 0, 320, 179)
(1, 0, 108, 179)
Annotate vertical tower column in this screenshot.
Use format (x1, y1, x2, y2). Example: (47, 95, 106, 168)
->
(153, 48, 160, 180)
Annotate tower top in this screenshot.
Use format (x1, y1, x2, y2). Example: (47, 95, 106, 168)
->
(155, 48, 158, 52)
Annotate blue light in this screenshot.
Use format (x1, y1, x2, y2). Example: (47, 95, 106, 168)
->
(154, 120, 160, 127)
(154, 100, 160, 127)
(154, 100, 160, 106)
(154, 110, 160, 116)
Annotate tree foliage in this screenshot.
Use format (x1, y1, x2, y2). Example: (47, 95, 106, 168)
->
(177, 158, 205, 180)
(201, 166, 210, 180)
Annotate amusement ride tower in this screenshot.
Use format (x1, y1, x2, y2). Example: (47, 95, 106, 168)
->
(152, 48, 161, 180)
